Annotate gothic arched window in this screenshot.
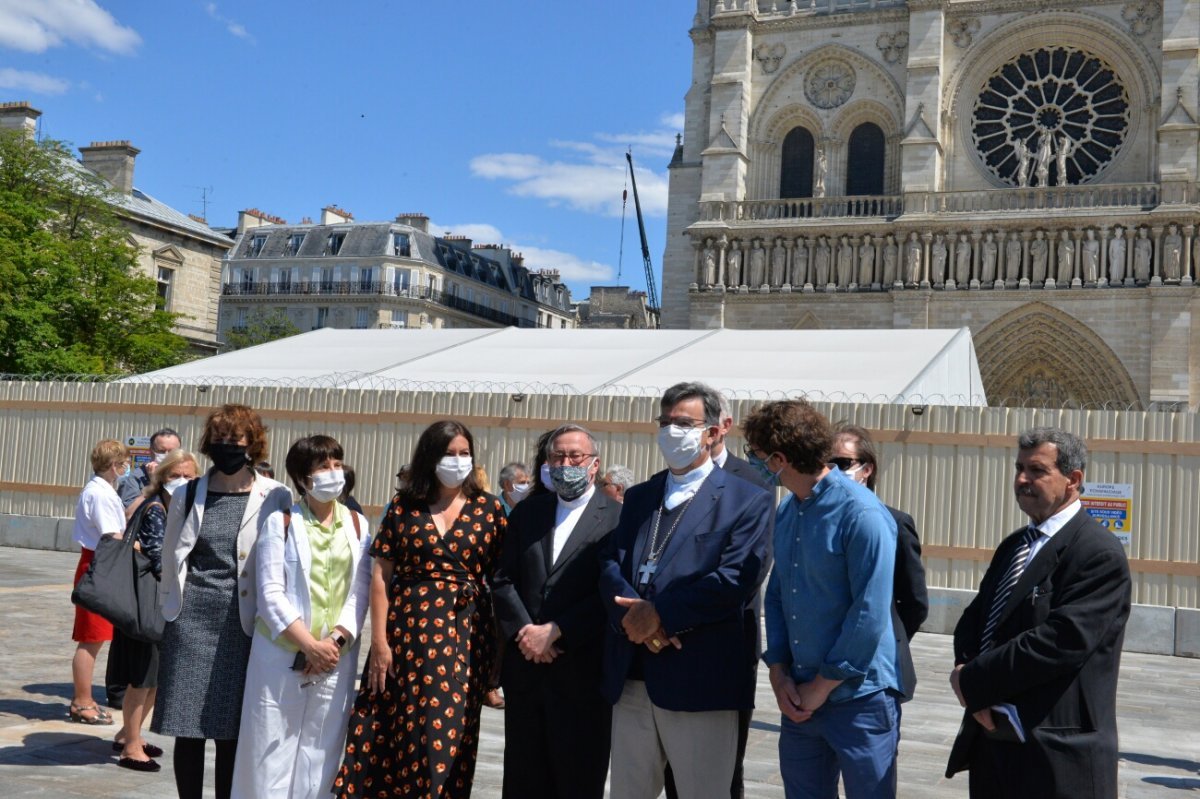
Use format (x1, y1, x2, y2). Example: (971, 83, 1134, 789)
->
(846, 122, 885, 195)
(780, 126, 815, 198)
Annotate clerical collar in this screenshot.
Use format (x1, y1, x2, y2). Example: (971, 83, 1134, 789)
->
(712, 446, 729, 468)
(557, 484, 595, 511)
(667, 457, 714, 490)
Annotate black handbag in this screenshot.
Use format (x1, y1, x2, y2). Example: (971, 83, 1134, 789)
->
(71, 500, 164, 642)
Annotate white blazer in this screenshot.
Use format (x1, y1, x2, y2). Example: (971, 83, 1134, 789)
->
(160, 471, 293, 636)
(255, 502, 374, 644)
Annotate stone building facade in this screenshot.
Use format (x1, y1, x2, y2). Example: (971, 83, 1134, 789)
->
(220, 208, 575, 337)
(576, 286, 656, 328)
(662, 0, 1200, 408)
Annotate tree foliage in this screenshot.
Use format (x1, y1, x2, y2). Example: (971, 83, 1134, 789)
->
(223, 307, 302, 351)
(0, 129, 187, 375)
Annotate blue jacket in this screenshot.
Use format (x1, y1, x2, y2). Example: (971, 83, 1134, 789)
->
(599, 465, 773, 711)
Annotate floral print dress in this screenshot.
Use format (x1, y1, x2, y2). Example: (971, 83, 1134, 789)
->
(333, 492, 506, 798)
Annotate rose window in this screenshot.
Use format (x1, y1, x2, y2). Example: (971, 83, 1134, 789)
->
(805, 59, 856, 109)
(971, 47, 1129, 186)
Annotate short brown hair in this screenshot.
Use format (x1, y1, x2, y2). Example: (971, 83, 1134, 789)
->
(90, 439, 129, 474)
(199, 404, 269, 465)
(741, 400, 833, 475)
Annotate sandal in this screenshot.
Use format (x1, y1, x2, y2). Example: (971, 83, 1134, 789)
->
(113, 741, 164, 758)
(68, 703, 114, 725)
(117, 756, 161, 772)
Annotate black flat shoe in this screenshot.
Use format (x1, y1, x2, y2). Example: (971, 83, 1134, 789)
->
(112, 741, 164, 758)
(117, 756, 161, 772)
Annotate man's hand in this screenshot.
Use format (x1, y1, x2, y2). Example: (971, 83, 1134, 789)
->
(795, 675, 840, 714)
(643, 627, 682, 655)
(516, 623, 561, 661)
(950, 664, 967, 707)
(768, 664, 812, 724)
(973, 708, 996, 731)
(614, 596, 662, 644)
(532, 646, 563, 664)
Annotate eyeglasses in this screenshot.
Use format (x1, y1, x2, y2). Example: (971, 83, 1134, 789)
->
(742, 444, 765, 460)
(655, 415, 708, 429)
(547, 451, 596, 466)
(828, 457, 860, 471)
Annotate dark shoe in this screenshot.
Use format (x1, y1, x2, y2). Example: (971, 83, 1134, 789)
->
(117, 756, 161, 772)
(113, 741, 164, 758)
(483, 688, 505, 709)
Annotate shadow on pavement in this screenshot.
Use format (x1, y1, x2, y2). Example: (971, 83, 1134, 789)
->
(1121, 751, 1200, 774)
(1142, 777, 1200, 790)
(0, 698, 76, 722)
(21, 683, 75, 701)
(0, 732, 115, 766)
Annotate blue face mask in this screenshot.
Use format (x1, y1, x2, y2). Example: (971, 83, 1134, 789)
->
(550, 461, 593, 501)
(747, 451, 782, 487)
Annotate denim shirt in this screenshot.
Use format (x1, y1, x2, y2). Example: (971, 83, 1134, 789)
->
(763, 468, 900, 704)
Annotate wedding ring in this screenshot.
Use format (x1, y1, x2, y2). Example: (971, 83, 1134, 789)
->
(652, 639, 662, 648)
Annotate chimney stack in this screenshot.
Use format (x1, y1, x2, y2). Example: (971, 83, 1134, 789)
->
(394, 213, 429, 233)
(321, 205, 353, 225)
(79, 140, 140, 194)
(237, 208, 286, 236)
(0, 101, 41, 139)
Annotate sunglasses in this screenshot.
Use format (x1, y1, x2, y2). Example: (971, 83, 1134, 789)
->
(828, 457, 860, 471)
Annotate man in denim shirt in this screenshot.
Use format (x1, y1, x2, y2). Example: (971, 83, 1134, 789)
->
(743, 400, 901, 799)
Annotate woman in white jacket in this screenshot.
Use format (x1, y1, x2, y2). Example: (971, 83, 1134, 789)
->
(232, 434, 373, 799)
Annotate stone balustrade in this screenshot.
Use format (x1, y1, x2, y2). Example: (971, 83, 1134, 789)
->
(699, 195, 904, 222)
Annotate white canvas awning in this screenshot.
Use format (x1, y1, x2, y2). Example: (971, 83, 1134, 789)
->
(130, 327, 986, 405)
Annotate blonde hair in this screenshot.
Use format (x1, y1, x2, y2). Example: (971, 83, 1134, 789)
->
(144, 449, 200, 498)
(90, 439, 128, 474)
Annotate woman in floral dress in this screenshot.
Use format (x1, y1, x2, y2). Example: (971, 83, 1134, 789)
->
(333, 420, 506, 798)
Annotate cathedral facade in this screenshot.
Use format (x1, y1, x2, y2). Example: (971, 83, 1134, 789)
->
(662, 0, 1200, 408)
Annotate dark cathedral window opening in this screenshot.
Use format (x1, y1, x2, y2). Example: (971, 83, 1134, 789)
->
(779, 126, 815, 198)
(845, 122, 886, 196)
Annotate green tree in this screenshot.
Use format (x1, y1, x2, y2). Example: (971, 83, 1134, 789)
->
(223, 307, 301, 351)
(0, 129, 187, 375)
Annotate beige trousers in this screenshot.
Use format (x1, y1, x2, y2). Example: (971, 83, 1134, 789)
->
(609, 679, 738, 799)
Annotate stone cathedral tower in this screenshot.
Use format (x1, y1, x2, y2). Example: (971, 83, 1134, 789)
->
(662, 0, 1200, 408)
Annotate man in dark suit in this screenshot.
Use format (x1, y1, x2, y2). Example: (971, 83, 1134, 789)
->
(600, 382, 773, 799)
(947, 427, 1131, 798)
(491, 423, 621, 799)
(831, 424, 928, 706)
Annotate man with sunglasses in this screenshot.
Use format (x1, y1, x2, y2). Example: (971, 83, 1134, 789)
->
(600, 382, 773, 799)
(743, 400, 901, 799)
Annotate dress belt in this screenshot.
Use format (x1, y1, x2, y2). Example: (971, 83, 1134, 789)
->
(394, 570, 486, 686)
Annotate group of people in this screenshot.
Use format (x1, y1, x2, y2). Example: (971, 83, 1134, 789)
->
(67, 383, 1132, 799)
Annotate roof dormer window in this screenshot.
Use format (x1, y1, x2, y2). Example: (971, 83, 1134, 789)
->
(326, 232, 346, 256)
(247, 235, 267, 257)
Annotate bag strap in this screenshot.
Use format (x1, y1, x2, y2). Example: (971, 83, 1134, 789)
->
(184, 478, 199, 518)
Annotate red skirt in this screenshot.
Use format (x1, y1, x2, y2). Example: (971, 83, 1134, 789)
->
(72, 548, 113, 643)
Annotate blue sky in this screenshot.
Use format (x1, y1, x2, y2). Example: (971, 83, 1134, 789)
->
(0, 1, 692, 297)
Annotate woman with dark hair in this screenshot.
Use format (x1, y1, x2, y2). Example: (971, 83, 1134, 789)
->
(232, 435, 373, 799)
(154, 404, 291, 799)
(332, 420, 506, 799)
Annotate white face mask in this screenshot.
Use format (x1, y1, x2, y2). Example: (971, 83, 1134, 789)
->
(508, 481, 532, 502)
(843, 464, 866, 484)
(153, 451, 168, 464)
(308, 468, 346, 503)
(539, 462, 554, 491)
(436, 455, 473, 488)
(164, 477, 189, 493)
(657, 424, 706, 471)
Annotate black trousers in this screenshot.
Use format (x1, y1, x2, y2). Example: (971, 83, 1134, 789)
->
(501, 684, 611, 799)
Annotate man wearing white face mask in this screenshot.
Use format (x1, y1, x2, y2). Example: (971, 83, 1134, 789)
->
(498, 461, 532, 516)
(118, 427, 181, 511)
(599, 382, 773, 799)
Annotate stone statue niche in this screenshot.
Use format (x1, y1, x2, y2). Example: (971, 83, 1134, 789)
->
(930, 233, 947, 286)
(726, 239, 744, 288)
(1162, 224, 1182, 283)
(836, 236, 854, 288)
(1081, 229, 1099, 285)
(1029, 230, 1048, 285)
(791, 237, 809, 288)
(1108, 227, 1127, 284)
(954, 233, 971, 286)
(980, 232, 998, 285)
(702, 238, 718, 287)
(748, 238, 767, 289)
(858, 234, 875, 287)
(1004, 231, 1022, 284)
(905, 232, 922, 286)
(1133, 227, 1152, 284)
(770, 237, 787, 287)
(882, 234, 899, 287)
(1056, 230, 1075, 286)
(814, 236, 832, 288)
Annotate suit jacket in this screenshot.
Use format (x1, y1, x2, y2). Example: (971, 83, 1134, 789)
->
(160, 471, 292, 636)
(719, 451, 775, 659)
(599, 465, 773, 712)
(946, 509, 1131, 798)
(888, 505, 928, 701)
(492, 489, 622, 696)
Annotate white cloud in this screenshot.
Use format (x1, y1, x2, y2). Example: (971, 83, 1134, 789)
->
(660, 112, 686, 130)
(0, 0, 139, 54)
(0, 67, 69, 95)
(204, 2, 254, 42)
(431, 220, 614, 284)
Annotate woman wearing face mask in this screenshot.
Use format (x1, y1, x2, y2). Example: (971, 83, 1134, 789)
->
(333, 420, 506, 799)
(232, 435, 373, 799)
(154, 404, 291, 799)
(109, 448, 199, 771)
(68, 439, 130, 726)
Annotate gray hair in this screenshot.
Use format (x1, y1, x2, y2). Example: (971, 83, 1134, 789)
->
(718, 392, 732, 423)
(1018, 427, 1087, 475)
(659, 381, 722, 426)
(498, 461, 528, 485)
(545, 423, 600, 458)
(603, 465, 635, 489)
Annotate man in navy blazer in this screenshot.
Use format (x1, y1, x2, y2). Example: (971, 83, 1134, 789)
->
(600, 382, 773, 799)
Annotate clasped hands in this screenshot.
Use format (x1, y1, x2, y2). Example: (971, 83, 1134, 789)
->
(302, 635, 341, 677)
(516, 622, 562, 663)
(768, 665, 840, 724)
(613, 596, 680, 655)
(949, 663, 996, 731)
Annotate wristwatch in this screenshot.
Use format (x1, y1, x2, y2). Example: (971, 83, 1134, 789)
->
(331, 632, 348, 648)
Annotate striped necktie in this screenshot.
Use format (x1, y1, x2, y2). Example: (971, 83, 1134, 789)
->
(980, 526, 1041, 652)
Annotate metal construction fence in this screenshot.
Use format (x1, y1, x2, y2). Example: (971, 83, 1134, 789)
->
(1, 379, 1197, 609)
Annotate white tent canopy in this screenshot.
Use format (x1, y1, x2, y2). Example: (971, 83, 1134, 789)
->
(132, 328, 986, 405)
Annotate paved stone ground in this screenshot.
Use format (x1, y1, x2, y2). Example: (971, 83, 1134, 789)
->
(1, 547, 1196, 797)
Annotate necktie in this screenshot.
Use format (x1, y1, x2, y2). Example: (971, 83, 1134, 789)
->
(980, 526, 1040, 652)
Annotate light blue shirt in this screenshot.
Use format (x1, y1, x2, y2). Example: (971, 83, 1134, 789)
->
(763, 468, 900, 704)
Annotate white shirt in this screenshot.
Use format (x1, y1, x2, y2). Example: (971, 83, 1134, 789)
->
(1026, 499, 1082, 564)
(552, 485, 595, 564)
(664, 457, 714, 511)
(72, 474, 126, 550)
(712, 446, 729, 468)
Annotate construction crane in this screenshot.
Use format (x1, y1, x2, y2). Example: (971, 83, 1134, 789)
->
(625, 150, 661, 327)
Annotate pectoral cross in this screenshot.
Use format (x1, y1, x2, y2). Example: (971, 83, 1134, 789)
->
(637, 559, 658, 587)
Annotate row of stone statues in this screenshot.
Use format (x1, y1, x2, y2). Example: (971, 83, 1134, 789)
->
(692, 223, 1196, 292)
